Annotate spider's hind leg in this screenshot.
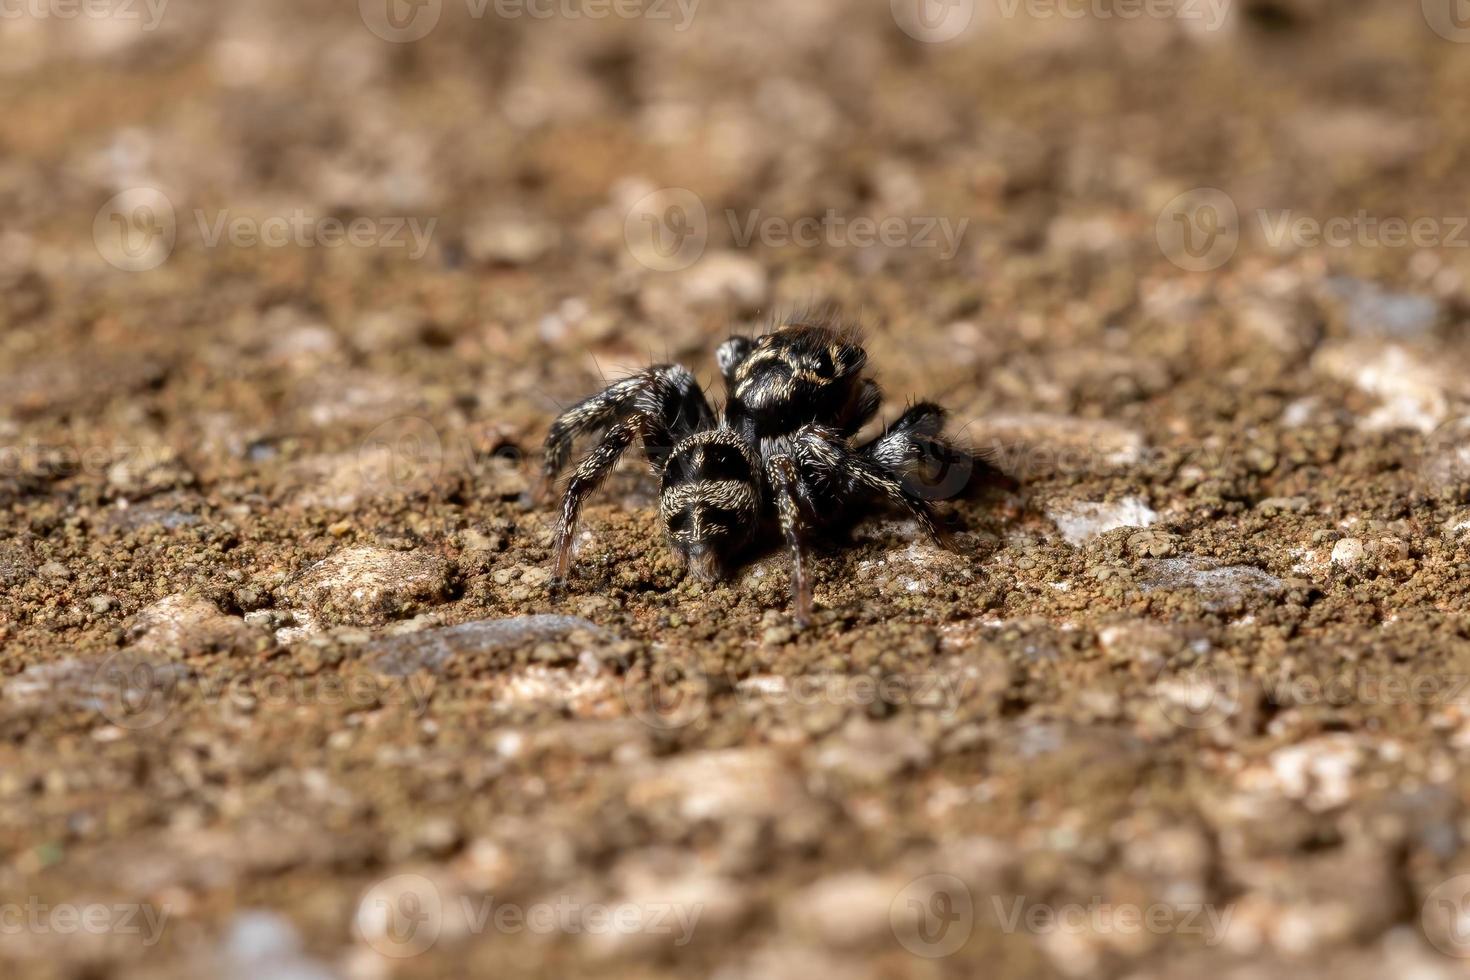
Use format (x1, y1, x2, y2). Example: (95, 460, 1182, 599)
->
(797, 424, 950, 547)
(863, 402, 1014, 499)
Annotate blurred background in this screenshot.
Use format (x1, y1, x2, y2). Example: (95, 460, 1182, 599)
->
(6, 1, 1470, 978)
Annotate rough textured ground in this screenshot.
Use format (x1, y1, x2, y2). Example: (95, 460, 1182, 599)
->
(5, 1, 1470, 977)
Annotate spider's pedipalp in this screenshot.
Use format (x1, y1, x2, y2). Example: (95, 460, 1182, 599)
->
(716, 336, 754, 388)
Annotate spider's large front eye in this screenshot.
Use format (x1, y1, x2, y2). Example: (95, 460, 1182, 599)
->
(812, 349, 835, 378)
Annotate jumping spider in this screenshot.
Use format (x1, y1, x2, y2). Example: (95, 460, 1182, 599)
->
(541, 316, 976, 626)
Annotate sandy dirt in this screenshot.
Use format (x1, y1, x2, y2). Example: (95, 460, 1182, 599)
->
(5, 1, 1470, 977)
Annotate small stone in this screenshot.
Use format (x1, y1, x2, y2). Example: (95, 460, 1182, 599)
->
(88, 595, 114, 614)
(327, 521, 351, 537)
(287, 547, 452, 628)
(762, 625, 794, 646)
(366, 615, 612, 676)
(1137, 557, 1284, 614)
(39, 561, 71, 580)
(1126, 528, 1176, 558)
(1259, 496, 1309, 514)
(1047, 496, 1157, 547)
(130, 593, 255, 655)
(1331, 538, 1366, 567)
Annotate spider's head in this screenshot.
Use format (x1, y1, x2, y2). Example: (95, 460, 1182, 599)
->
(659, 432, 759, 581)
(730, 326, 866, 423)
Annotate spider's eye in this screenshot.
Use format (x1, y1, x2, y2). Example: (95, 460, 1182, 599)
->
(812, 349, 835, 378)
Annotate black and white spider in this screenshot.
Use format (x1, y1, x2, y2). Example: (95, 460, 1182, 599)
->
(541, 316, 976, 626)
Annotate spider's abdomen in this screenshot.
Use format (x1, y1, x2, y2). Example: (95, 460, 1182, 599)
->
(658, 430, 760, 578)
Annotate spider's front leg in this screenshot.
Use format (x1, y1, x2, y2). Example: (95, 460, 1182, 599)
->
(550, 413, 666, 581)
(540, 365, 711, 497)
(765, 453, 815, 627)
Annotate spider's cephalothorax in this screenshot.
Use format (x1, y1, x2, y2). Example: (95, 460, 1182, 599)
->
(718, 324, 878, 441)
(541, 317, 969, 626)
